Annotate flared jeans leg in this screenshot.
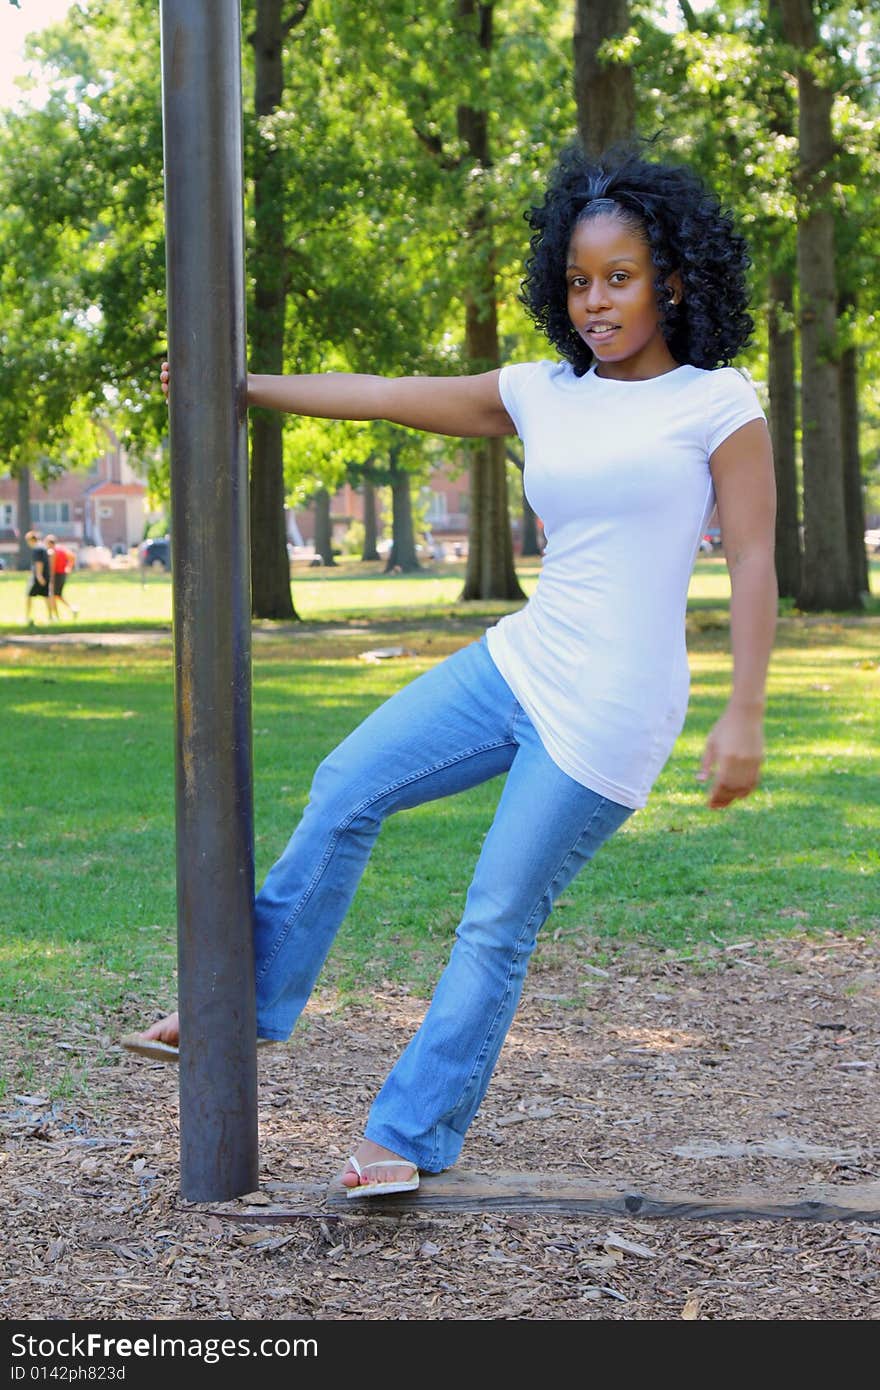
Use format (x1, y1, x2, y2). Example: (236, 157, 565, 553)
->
(251, 637, 632, 1171)
(364, 710, 632, 1171)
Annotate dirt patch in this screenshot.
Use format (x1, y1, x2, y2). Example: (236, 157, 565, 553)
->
(2, 932, 879, 1321)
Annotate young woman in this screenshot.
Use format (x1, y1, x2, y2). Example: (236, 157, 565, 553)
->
(124, 144, 777, 1199)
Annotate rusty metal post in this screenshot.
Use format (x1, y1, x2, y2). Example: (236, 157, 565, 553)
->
(160, 0, 258, 1201)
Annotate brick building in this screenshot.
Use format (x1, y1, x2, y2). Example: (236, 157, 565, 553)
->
(0, 430, 157, 563)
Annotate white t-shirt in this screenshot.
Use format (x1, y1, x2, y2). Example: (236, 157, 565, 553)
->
(487, 360, 765, 809)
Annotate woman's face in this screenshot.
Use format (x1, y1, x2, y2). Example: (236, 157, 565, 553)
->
(565, 212, 681, 380)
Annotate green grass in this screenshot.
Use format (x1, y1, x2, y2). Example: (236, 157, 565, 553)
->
(1, 557, 543, 631)
(1, 585, 878, 1043)
(4, 553, 876, 633)
(0, 552, 752, 631)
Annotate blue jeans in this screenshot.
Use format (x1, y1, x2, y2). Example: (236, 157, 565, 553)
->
(253, 637, 632, 1172)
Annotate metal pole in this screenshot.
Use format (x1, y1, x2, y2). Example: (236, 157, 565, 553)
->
(160, 0, 258, 1202)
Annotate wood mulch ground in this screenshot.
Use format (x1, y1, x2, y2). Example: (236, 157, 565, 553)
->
(2, 931, 879, 1322)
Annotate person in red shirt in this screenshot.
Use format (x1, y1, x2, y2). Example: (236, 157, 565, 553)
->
(45, 536, 79, 620)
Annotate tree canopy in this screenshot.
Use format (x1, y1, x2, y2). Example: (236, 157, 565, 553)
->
(1, 0, 877, 609)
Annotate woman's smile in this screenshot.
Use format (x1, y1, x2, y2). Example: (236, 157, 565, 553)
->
(584, 320, 621, 341)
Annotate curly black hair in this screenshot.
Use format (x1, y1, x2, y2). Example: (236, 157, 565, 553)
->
(521, 143, 753, 375)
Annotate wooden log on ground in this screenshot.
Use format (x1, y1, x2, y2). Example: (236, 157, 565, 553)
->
(200, 1171, 880, 1223)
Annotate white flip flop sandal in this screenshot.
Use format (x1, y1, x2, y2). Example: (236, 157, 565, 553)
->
(120, 1033, 275, 1064)
(344, 1155, 420, 1198)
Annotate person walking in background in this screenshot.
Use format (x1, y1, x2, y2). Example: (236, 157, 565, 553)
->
(124, 142, 777, 1200)
(44, 536, 79, 620)
(24, 530, 54, 625)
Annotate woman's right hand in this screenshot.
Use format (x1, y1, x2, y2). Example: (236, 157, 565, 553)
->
(160, 360, 170, 401)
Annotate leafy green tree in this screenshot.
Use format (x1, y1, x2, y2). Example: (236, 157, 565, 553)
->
(827, 1, 880, 593)
(778, 0, 861, 608)
(0, 0, 171, 523)
(0, 102, 106, 565)
(261, 3, 455, 573)
(665, 0, 877, 604)
(246, 0, 314, 619)
(343, 436, 429, 574)
(658, 2, 803, 595)
(326, 0, 572, 600)
(454, 1, 523, 601)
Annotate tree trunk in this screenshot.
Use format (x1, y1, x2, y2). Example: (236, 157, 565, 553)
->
(16, 467, 32, 570)
(767, 268, 800, 597)
(248, 0, 298, 619)
(361, 477, 380, 561)
(456, 1, 524, 602)
(313, 487, 336, 566)
(505, 445, 541, 557)
(839, 293, 868, 595)
(520, 480, 541, 558)
(779, 0, 859, 610)
(573, 0, 636, 157)
(383, 450, 420, 573)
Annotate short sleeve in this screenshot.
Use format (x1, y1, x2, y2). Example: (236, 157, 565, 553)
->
(706, 368, 766, 457)
(498, 361, 548, 440)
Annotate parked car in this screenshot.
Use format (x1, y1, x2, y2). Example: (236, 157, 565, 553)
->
(865, 528, 880, 553)
(140, 537, 171, 571)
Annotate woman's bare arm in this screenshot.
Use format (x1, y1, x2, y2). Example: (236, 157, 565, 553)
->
(246, 369, 515, 439)
(700, 417, 778, 809)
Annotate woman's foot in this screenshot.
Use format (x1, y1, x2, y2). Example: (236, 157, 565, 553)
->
(121, 1012, 277, 1064)
(120, 1011, 180, 1061)
(339, 1140, 420, 1197)
(142, 1012, 180, 1047)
